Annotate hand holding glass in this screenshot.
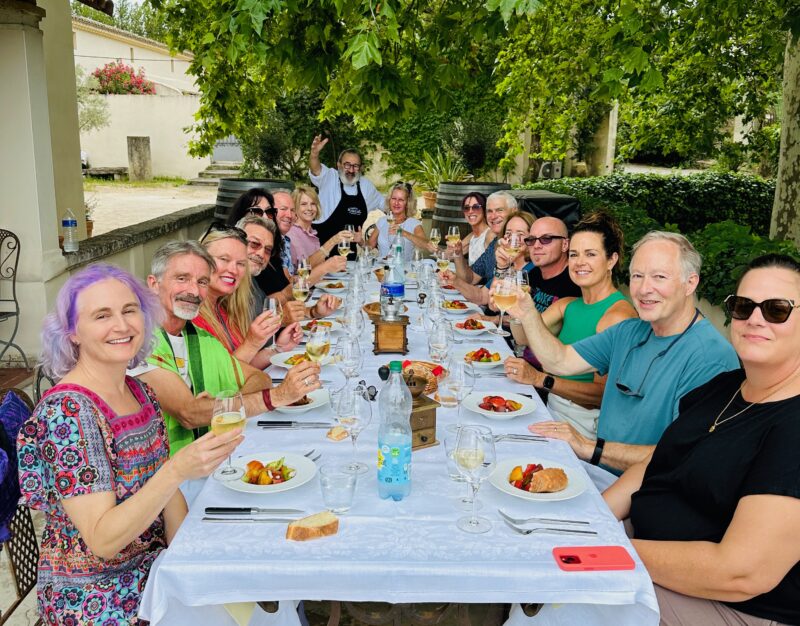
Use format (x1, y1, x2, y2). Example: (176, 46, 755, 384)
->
(211, 392, 246, 481)
(491, 276, 515, 337)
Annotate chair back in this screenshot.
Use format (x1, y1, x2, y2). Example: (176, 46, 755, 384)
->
(33, 367, 56, 405)
(0, 229, 21, 317)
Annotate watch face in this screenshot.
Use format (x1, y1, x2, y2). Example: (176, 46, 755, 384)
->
(543, 375, 555, 390)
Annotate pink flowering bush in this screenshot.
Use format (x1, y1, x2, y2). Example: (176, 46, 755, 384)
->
(92, 60, 156, 95)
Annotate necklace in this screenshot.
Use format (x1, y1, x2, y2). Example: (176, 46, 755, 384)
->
(709, 371, 800, 432)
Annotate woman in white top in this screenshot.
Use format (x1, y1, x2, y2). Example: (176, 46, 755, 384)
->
(460, 192, 494, 264)
(368, 182, 428, 262)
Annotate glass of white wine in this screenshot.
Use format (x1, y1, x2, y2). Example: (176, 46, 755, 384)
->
(296, 257, 311, 279)
(446, 226, 461, 247)
(334, 383, 373, 475)
(337, 237, 352, 258)
(435, 250, 450, 273)
(429, 227, 441, 249)
(292, 276, 310, 302)
(504, 232, 524, 260)
(262, 297, 283, 349)
(454, 424, 495, 533)
(491, 275, 515, 337)
(211, 391, 246, 481)
(516, 269, 530, 295)
(305, 325, 331, 363)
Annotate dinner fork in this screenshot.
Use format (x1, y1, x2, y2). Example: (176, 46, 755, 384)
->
(493, 434, 548, 443)
(498, 509, 590, 526)
(503, 519, 597, 536)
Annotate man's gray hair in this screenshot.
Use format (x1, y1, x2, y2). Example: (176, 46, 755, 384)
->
(631, 231, 702, 281)
(150, 240, 215, 279)
(271, 188, 294, 199)
(487, 190, 518, 210)
(236, 215, 276, 234)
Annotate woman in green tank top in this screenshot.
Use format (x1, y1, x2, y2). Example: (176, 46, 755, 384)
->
(506, 211, 638, 438)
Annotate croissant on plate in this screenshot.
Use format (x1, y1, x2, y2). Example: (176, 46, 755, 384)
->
(527, 468, 568, 493)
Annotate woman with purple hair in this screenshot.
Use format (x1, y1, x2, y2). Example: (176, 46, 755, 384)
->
(16, 263, 242, 625)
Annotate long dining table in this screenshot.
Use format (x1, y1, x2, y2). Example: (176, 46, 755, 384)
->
(138, 275, 659, 626)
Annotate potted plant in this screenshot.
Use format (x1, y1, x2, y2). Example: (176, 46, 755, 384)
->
(412, 149, 469, 210)
(84, 198, 96, 238)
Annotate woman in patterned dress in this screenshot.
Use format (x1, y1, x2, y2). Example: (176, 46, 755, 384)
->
(17, 264, 242, 625)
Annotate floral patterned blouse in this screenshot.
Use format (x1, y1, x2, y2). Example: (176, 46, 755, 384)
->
(17, 377, 170, 625)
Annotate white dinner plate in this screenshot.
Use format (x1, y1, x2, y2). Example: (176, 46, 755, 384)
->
(489, 458, 587, 502)
(324, 271, 349, 279)
(462, 391, 536, 420)
(300, 319, 344, 334)
(462, 348, 504, 370)
(224, 452, 317, 495)
(274, 388, 329, 414)
(318, 282, 347, 295)
(271, 349, 332, 368)
(440, 301, 480, 316)
(452, 319, 496, 336)
(441, 284, 460, 295)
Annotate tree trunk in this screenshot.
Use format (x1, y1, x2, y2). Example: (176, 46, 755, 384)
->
(770, 31, 800, 245)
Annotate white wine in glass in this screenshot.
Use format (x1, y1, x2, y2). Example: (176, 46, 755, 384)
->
(454, 425, 495, 534)
(292, 276, 310, 302)
(296, 258, 311, 279)
(446, 226, 460, 246)
(212, 392, 246, 481)
(429, 227, 441, 247)
(504, 232, 524, 258)
(337, 241, 351, 257)
(491, 277, 515, 337)
(306, 326, 331, 362)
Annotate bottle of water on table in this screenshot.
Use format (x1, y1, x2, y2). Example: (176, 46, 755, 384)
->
(61, 208, 79, 253)
(377, 361, 412, 501)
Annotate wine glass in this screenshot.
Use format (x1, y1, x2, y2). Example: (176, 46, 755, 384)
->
(504, 232, 524, 260)
(428, 317, 453, 363)
(305, 326, 331, 363)
(454, 425, 495, 533)
(435, 250, 450, 273)
(262, 297, 283, 349)
(429, 227, 441, 249)
(439, 358, 475, 419)
(211, 392, 246, 481)
(296, 257, 311, 279)
(443, 424, 481, 511)
(292, 275, 310, 302)
(515, 269, 530, 295)
(334, 383, 373, 474)
(491, 275, 515, 337)
(341, 302, 366, 337)
(333, 335, 363, 380)
(337, 235, 352, 258)
(446, 226, 461, 247)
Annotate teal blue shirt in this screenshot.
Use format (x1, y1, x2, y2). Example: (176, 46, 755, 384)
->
(573, 317, 739, 450)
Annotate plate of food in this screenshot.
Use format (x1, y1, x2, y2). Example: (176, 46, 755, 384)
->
(224, 452, 318, 494)
(300, 319, 343, 334)
(362, 301, 408, 317)
(453, 318, 496, 336)
(463, 347, 504, 369)
(461, 391, 536, 420)
(324, 270, 349, 279)
(271, 349, 332, 368)
(489, 458, 587, 501)
(274, 388, 329, 414)
(318, 281, 347, 295)
(441, 300, 479, 315)
(441, 284, 460, 294)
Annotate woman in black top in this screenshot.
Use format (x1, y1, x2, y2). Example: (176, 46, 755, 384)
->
(605, 253, 800, 625)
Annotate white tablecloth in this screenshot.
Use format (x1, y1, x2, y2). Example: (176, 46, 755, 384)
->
(139, 290, 659, 626)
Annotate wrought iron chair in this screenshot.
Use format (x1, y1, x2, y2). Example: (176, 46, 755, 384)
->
(0, 230, 28, 368)
(0, 387, 41, 626)
(32, 366, 55, 404)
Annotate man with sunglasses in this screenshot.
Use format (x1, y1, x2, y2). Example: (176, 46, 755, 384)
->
(510, 231, 738, 477)
(308, 135, 384, 247)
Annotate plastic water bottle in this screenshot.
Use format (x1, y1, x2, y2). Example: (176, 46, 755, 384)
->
(380, 262, 404, 304)
(377, 361, 412, 501)
(61, 209, 79, 253)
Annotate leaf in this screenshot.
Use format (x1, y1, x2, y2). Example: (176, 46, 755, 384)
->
(622, 46, 650, 74)
(639, 67, 664, 91)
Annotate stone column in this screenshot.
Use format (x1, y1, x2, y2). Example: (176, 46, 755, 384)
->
(128, 136, 153, 181)
(0, 0, 68, 364)
(586, 102, 619, 176)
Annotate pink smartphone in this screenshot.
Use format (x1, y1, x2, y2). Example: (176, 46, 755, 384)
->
(553, 546, 635, 571)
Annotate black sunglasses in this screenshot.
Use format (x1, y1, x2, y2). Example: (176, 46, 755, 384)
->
(357, 380, 378, 401)
(462, 203, 484, 212)
(246, 205, 276, 218)
(200, 221, 249, 245)
(524, 235, 566, 246)
(725, 295, 800, 324)
(394, 181, 413, 193)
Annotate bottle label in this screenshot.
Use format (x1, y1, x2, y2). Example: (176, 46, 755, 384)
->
(377, 440, 412, 485)
(381, 284, 404, 299)
(61, 219, 78, 227)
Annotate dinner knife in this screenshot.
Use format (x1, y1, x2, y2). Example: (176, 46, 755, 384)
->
(257, 421, 333, 428)
(269, 378, 334, 385)
(205, 507, 306, 516)
(202, 517, 294, 524)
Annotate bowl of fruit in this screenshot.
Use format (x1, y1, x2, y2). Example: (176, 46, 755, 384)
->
(463, 347, 503, 369)
(222, 452, 317, 494)
(453, 318, 496, 336)
(461, 392, 535, 420)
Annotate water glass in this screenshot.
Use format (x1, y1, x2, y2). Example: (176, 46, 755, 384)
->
(428, 317, 453, 363)
(440, 358, 475, 418)
(333, 335, 363, 380)
(319, 463, 358, 514)
(334, 383, 373, 475)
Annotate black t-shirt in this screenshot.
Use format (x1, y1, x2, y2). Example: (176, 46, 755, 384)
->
(255, 260, 289, 297)
(527, 265, 582, 313)
(630, 369, 800, 624)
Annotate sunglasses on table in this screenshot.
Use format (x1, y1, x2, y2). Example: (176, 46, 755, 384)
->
(200, 221, 249, 245)
(724, 295, 800, 323)
(523, 235, 566, 246)
(245, 205, 277, 218)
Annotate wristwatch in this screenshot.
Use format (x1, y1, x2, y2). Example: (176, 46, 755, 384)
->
(542, 375, 555, 390)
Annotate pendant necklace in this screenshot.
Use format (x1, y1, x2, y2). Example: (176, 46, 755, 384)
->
(709, 371, 800, 433)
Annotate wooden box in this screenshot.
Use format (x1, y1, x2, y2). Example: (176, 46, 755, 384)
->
(372, 315, 410, 355)
(410, 394, 439, 450)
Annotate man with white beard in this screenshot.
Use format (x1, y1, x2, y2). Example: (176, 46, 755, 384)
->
(130, 240, 319, 455)
(308, 134, 383, 249)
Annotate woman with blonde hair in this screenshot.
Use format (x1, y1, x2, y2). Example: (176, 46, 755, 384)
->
(368, 182, 429, 261)
(194, 226, 301, 370)
(288, 185, 353, 268)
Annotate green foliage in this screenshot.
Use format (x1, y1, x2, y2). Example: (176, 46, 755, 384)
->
(410, 149, 469, 191)
(690, 221, 798, 309)
(239, 89, 374, 182)
(75, 65, 109, 132)
(520, 172, 775, 236)
(71, 0, 170, 42)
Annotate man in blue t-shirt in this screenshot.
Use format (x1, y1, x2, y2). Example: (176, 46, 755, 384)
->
(505, 231, 739, 474)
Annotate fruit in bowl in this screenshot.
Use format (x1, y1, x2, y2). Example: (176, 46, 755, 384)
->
(243, 457, 296, 485)
(324, 281, 345, 289)
(465, 347, 501, 363)
(456, 319, 484, 330)
(478, 395, 522, 412)
(442, 300, 468, 310)
(302, 320, 333, 332)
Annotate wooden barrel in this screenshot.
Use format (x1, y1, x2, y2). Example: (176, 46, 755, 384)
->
(214, 178, 295, 221)
(432, 182, 512, 239)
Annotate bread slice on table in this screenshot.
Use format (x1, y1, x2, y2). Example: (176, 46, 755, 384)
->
(327, 425, 348, 441)
(528, 467, 568, 493)
(286, 511, 339, 541)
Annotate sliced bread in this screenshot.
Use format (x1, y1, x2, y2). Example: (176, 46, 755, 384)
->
(286, 511, 339, 541)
